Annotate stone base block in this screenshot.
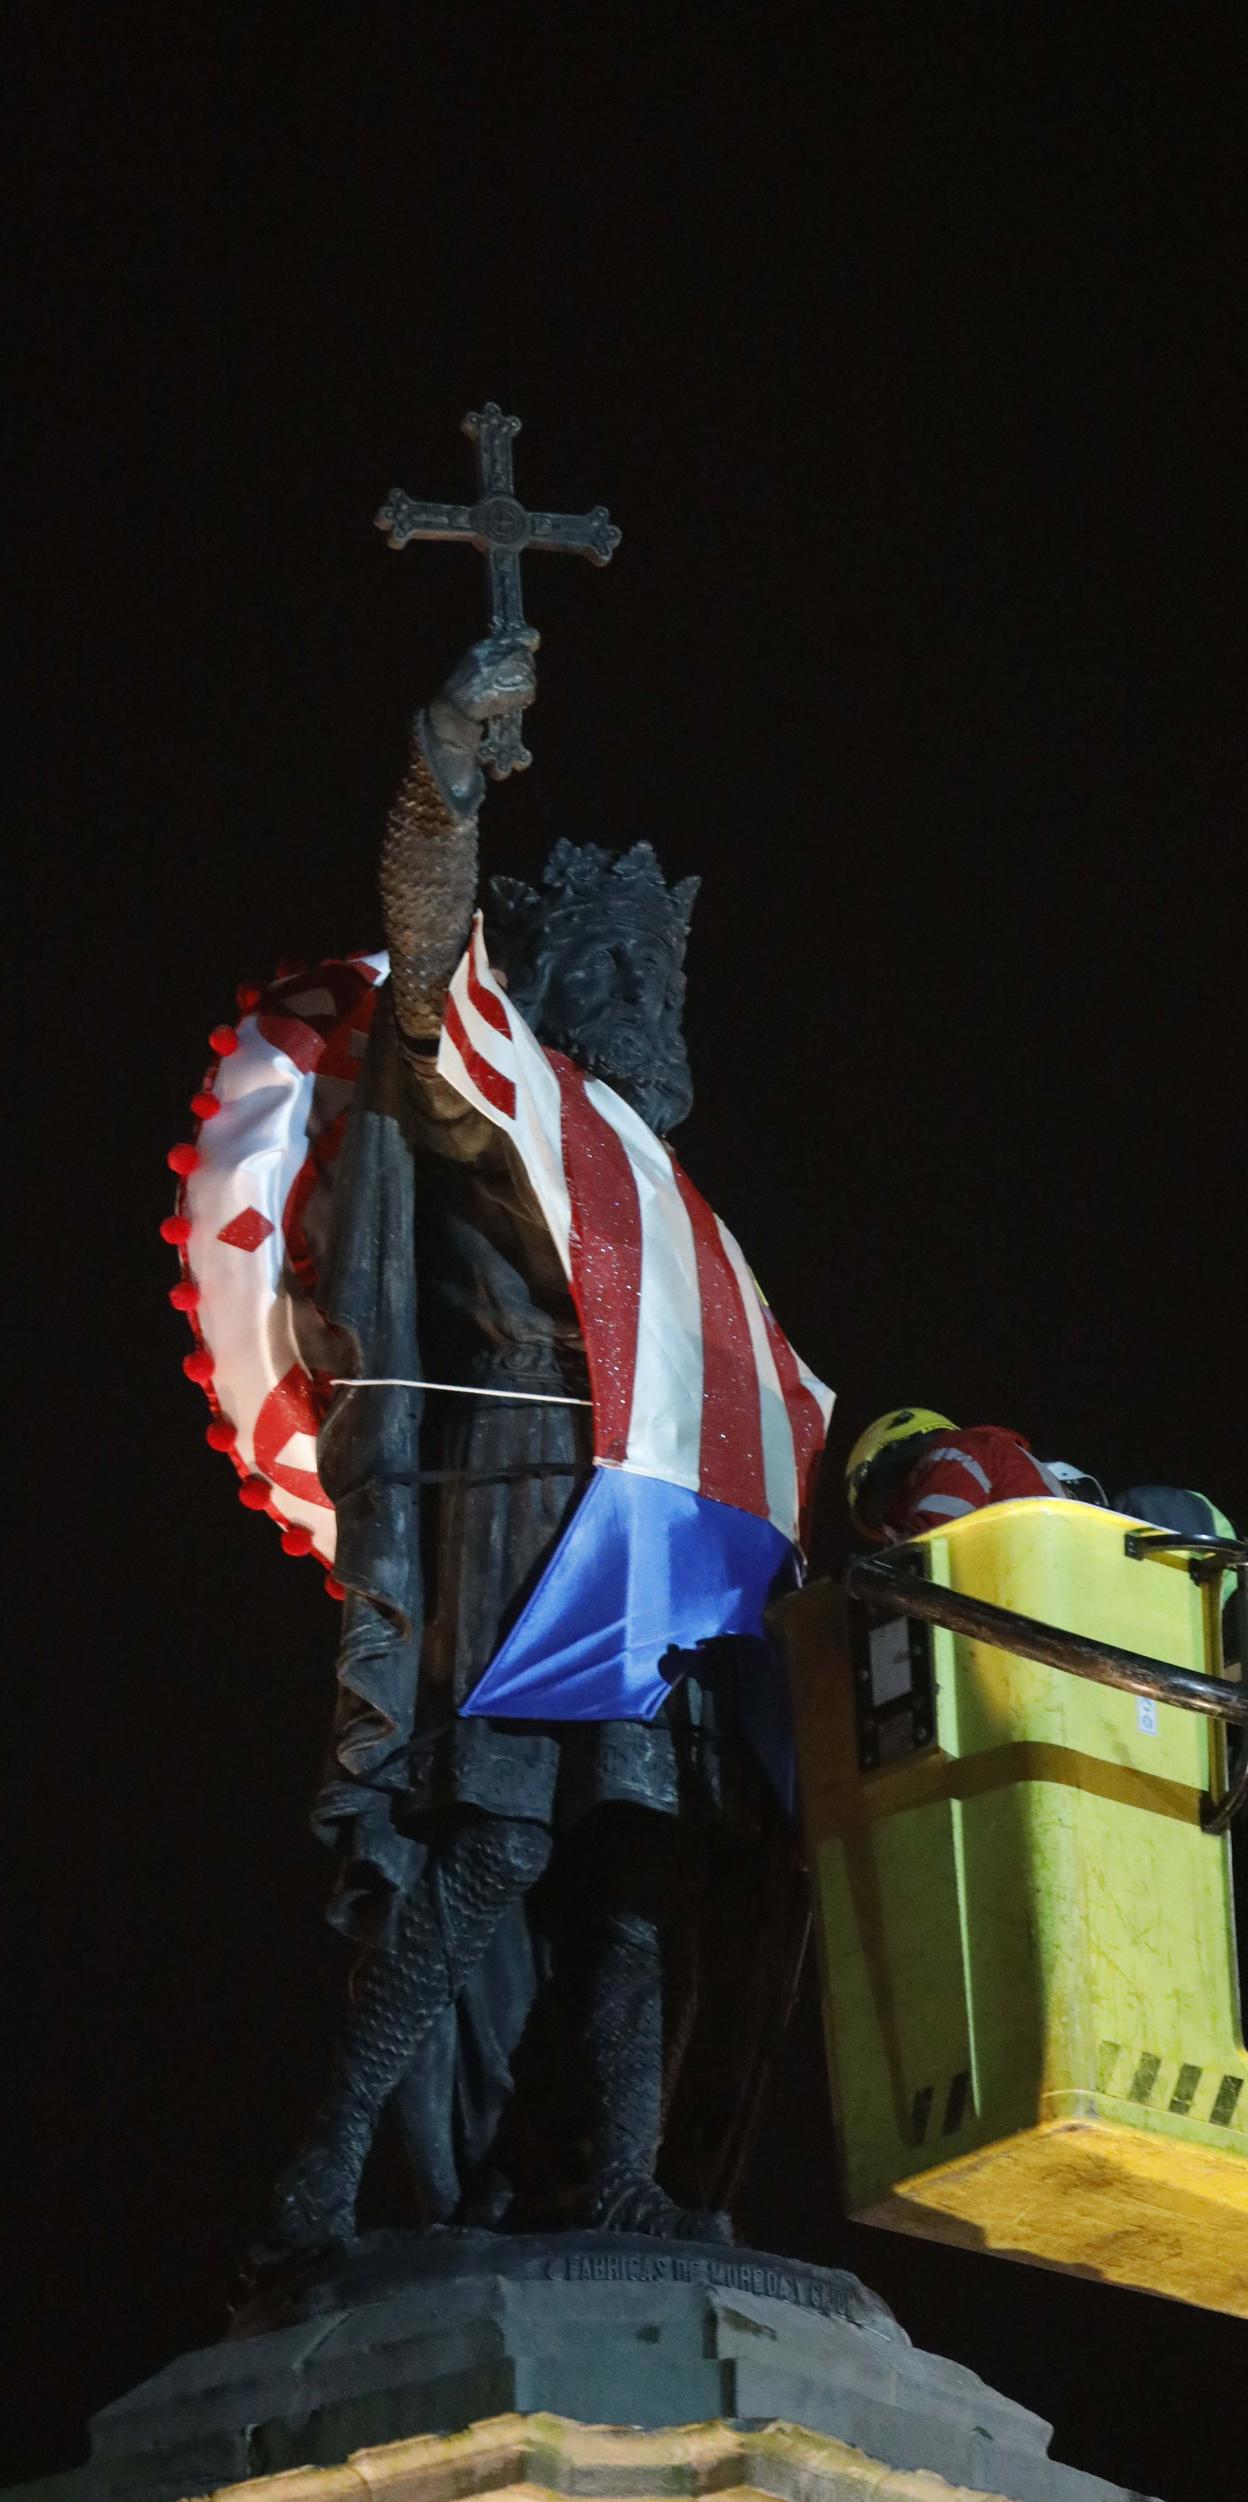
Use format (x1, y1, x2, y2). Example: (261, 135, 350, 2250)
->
(4, 2234, 1155, 2502)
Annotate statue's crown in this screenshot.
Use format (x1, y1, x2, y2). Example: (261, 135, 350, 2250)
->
(487, 840, 699, 960)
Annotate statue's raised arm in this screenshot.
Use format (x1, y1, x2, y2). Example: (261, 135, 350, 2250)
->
(380, 636, 536, 1043)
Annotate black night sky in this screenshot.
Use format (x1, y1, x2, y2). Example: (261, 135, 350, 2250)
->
(7, 9, 1246, 2497)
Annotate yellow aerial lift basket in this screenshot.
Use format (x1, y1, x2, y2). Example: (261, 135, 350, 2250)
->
(775, 1500, 1248, 2317)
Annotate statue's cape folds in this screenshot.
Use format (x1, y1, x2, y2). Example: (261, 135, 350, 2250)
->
(174, 920, 832, 1729)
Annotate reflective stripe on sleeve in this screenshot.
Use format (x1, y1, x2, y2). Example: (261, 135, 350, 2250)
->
(925, 1446, 993, 1493)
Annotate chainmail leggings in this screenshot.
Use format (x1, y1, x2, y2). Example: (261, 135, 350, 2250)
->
(268, 1803, 715, 2249)
(269, 1812, 551, 2247)
(345, 1812, 553, 2108)
(572, 1806, 723, 2235)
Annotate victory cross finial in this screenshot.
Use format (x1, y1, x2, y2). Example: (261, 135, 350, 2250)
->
(375, 403, 622, 778)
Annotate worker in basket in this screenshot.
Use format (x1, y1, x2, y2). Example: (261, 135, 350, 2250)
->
(845, 1408, 1086, 1544)
(793, 1415, 1248, 2320)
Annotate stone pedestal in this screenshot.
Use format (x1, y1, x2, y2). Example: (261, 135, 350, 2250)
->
(5, 2234, 1154, 2502)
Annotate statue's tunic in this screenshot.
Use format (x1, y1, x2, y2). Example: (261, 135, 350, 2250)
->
(312, 994, 755, 1949)
(404, 1043, 747, 1828)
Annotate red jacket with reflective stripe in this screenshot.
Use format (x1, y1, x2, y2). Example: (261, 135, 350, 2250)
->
(882, 1426, 1058, 1542)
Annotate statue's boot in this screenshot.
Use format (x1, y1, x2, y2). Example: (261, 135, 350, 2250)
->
(257, 1814, 552, 2262)
(582, 1825, 731, 2246)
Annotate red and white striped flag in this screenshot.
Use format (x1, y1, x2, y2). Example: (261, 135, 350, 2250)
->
(440, 916, 832, 1552)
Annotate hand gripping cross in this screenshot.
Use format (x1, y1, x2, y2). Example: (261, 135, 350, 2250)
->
(376, 404, 622, 777)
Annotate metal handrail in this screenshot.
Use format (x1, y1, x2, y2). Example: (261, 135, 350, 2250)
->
(845, 1547, 1248, 1832)
(1121, 1527, 1248, 1577)
(1120, 1530, 1248, 1833)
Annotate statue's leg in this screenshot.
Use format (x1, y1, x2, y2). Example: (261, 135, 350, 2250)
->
(582, 1808, 731, 2243)
(262, 1813, 551, 2258)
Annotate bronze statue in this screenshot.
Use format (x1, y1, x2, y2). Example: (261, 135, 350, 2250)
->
(175, 410, 832, 2270)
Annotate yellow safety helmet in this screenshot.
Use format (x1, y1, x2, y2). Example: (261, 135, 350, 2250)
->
(845, 1408, 956, 1525)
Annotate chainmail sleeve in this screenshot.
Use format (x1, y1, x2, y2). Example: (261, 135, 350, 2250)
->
(379, 723, 479, 1044)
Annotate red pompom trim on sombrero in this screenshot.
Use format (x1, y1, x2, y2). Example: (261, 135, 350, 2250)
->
(165, 957, 388, 1574)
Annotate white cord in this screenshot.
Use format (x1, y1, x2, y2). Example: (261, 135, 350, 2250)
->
(329, 1377, 592, 1407)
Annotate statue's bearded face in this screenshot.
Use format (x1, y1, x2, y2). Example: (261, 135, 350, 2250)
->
(531, 916, 693, 1136)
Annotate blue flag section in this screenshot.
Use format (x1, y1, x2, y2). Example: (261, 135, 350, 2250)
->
(460, 1463, 797, 1730)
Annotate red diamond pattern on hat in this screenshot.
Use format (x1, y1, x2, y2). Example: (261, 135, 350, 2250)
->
(217, 1207, 275, 1253)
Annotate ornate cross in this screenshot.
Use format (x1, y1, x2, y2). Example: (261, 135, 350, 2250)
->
(375, 403, 622, 777)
